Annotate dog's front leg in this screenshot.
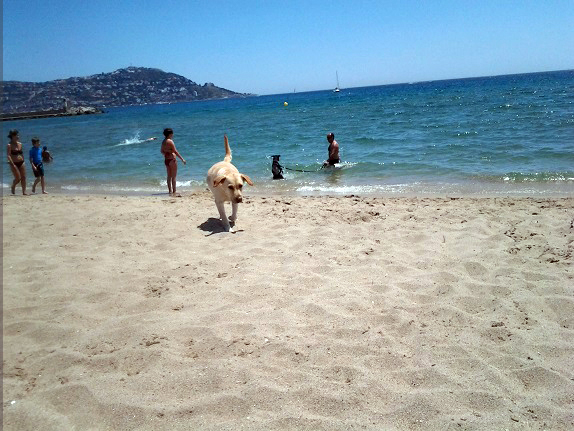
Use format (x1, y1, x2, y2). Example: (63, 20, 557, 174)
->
(215, 200, 233, 232)
(230, 202, 238, 224)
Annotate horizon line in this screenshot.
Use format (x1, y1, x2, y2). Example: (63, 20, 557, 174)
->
(2, 67, 572, 98)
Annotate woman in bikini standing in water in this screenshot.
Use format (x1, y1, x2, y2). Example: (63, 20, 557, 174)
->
(161, 128, 186, 196)
(7, 129, 28, 195)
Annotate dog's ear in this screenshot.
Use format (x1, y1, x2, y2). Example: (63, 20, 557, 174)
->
(213, 175, 227, 187)
(241, 174, 254, 186)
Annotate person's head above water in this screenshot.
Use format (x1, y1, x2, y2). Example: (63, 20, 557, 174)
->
(163, 128, 173, 138)
(327, 133, 335, 143)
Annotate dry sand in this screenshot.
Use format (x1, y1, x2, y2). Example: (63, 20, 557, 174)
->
(2, 192, 574, 430)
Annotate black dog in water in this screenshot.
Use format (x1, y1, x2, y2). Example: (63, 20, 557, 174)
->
(271, 155, 284, 179)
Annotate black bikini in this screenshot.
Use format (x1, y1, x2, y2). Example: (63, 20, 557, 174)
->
(10, 147, 24, 167)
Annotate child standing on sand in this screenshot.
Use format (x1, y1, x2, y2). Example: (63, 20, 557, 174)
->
(29, 137, 48, 194)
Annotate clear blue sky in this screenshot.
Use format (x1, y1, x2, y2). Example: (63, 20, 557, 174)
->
(3, 0, 573, 95)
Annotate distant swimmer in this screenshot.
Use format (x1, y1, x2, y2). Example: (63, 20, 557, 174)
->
(42, 146, 53, 162)
(146, 137, 157, 141)
(323, 132, 340, 167)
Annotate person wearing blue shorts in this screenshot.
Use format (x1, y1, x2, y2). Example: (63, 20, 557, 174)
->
(29, 137, 47, 194)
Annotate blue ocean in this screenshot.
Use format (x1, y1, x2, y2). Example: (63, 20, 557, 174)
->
(3, 70, 573, 196)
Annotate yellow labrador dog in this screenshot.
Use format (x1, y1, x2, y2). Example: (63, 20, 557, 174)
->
(206, 135, 254, 232)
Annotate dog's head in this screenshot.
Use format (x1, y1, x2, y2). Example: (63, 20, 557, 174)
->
(213, 172, 254, 203)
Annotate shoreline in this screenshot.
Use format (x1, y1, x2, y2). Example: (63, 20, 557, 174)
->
(4, 191, 574, 206)
(3, 180, 574, 199)
(3, 193, 573, 430)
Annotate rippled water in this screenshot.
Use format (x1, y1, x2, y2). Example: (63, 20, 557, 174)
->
(3, 70, 573, 196)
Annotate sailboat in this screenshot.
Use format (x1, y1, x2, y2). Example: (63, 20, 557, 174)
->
(333, 71, 341, 92)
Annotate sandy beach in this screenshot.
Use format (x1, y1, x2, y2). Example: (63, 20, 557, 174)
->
(2, 192, 573, 430)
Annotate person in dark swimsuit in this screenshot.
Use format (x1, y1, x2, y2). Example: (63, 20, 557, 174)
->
(160, 128, 186, 196)
(323, 132, 340, 167)
(6, 129, 28, 195)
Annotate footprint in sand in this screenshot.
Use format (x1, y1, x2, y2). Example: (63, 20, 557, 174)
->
(464, 261, 488, 278)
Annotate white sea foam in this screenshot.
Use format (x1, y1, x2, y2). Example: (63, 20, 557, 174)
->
(61, 184, 165, 193)
(60, 179, 203, 192)
(503, 174, 574, 182)
(159, 179, 202, 188)
(296, 184, 412, 194)
(114, 132, 158, 147)
(115, 132, 142, 146)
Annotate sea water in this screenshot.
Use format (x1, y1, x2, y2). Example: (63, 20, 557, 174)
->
(3, 70, 573, 196)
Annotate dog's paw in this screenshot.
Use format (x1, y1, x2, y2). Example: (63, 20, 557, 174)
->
(223, 225, 236, 233)
(220, 221, 234, 233)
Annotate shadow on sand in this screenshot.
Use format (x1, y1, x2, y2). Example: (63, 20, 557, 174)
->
(198, 218, 243, 236)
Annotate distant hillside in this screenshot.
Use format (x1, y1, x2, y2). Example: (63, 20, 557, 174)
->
(2, 67, 253, 114)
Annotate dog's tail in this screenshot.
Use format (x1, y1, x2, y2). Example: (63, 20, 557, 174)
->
(224, 135, 232, 163)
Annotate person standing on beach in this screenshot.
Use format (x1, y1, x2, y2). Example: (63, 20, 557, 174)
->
(323, 132, 340, 167)
(6, 129, 28, 195)
(161, 128, 186, 196)
(30, 137, 48, 194)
